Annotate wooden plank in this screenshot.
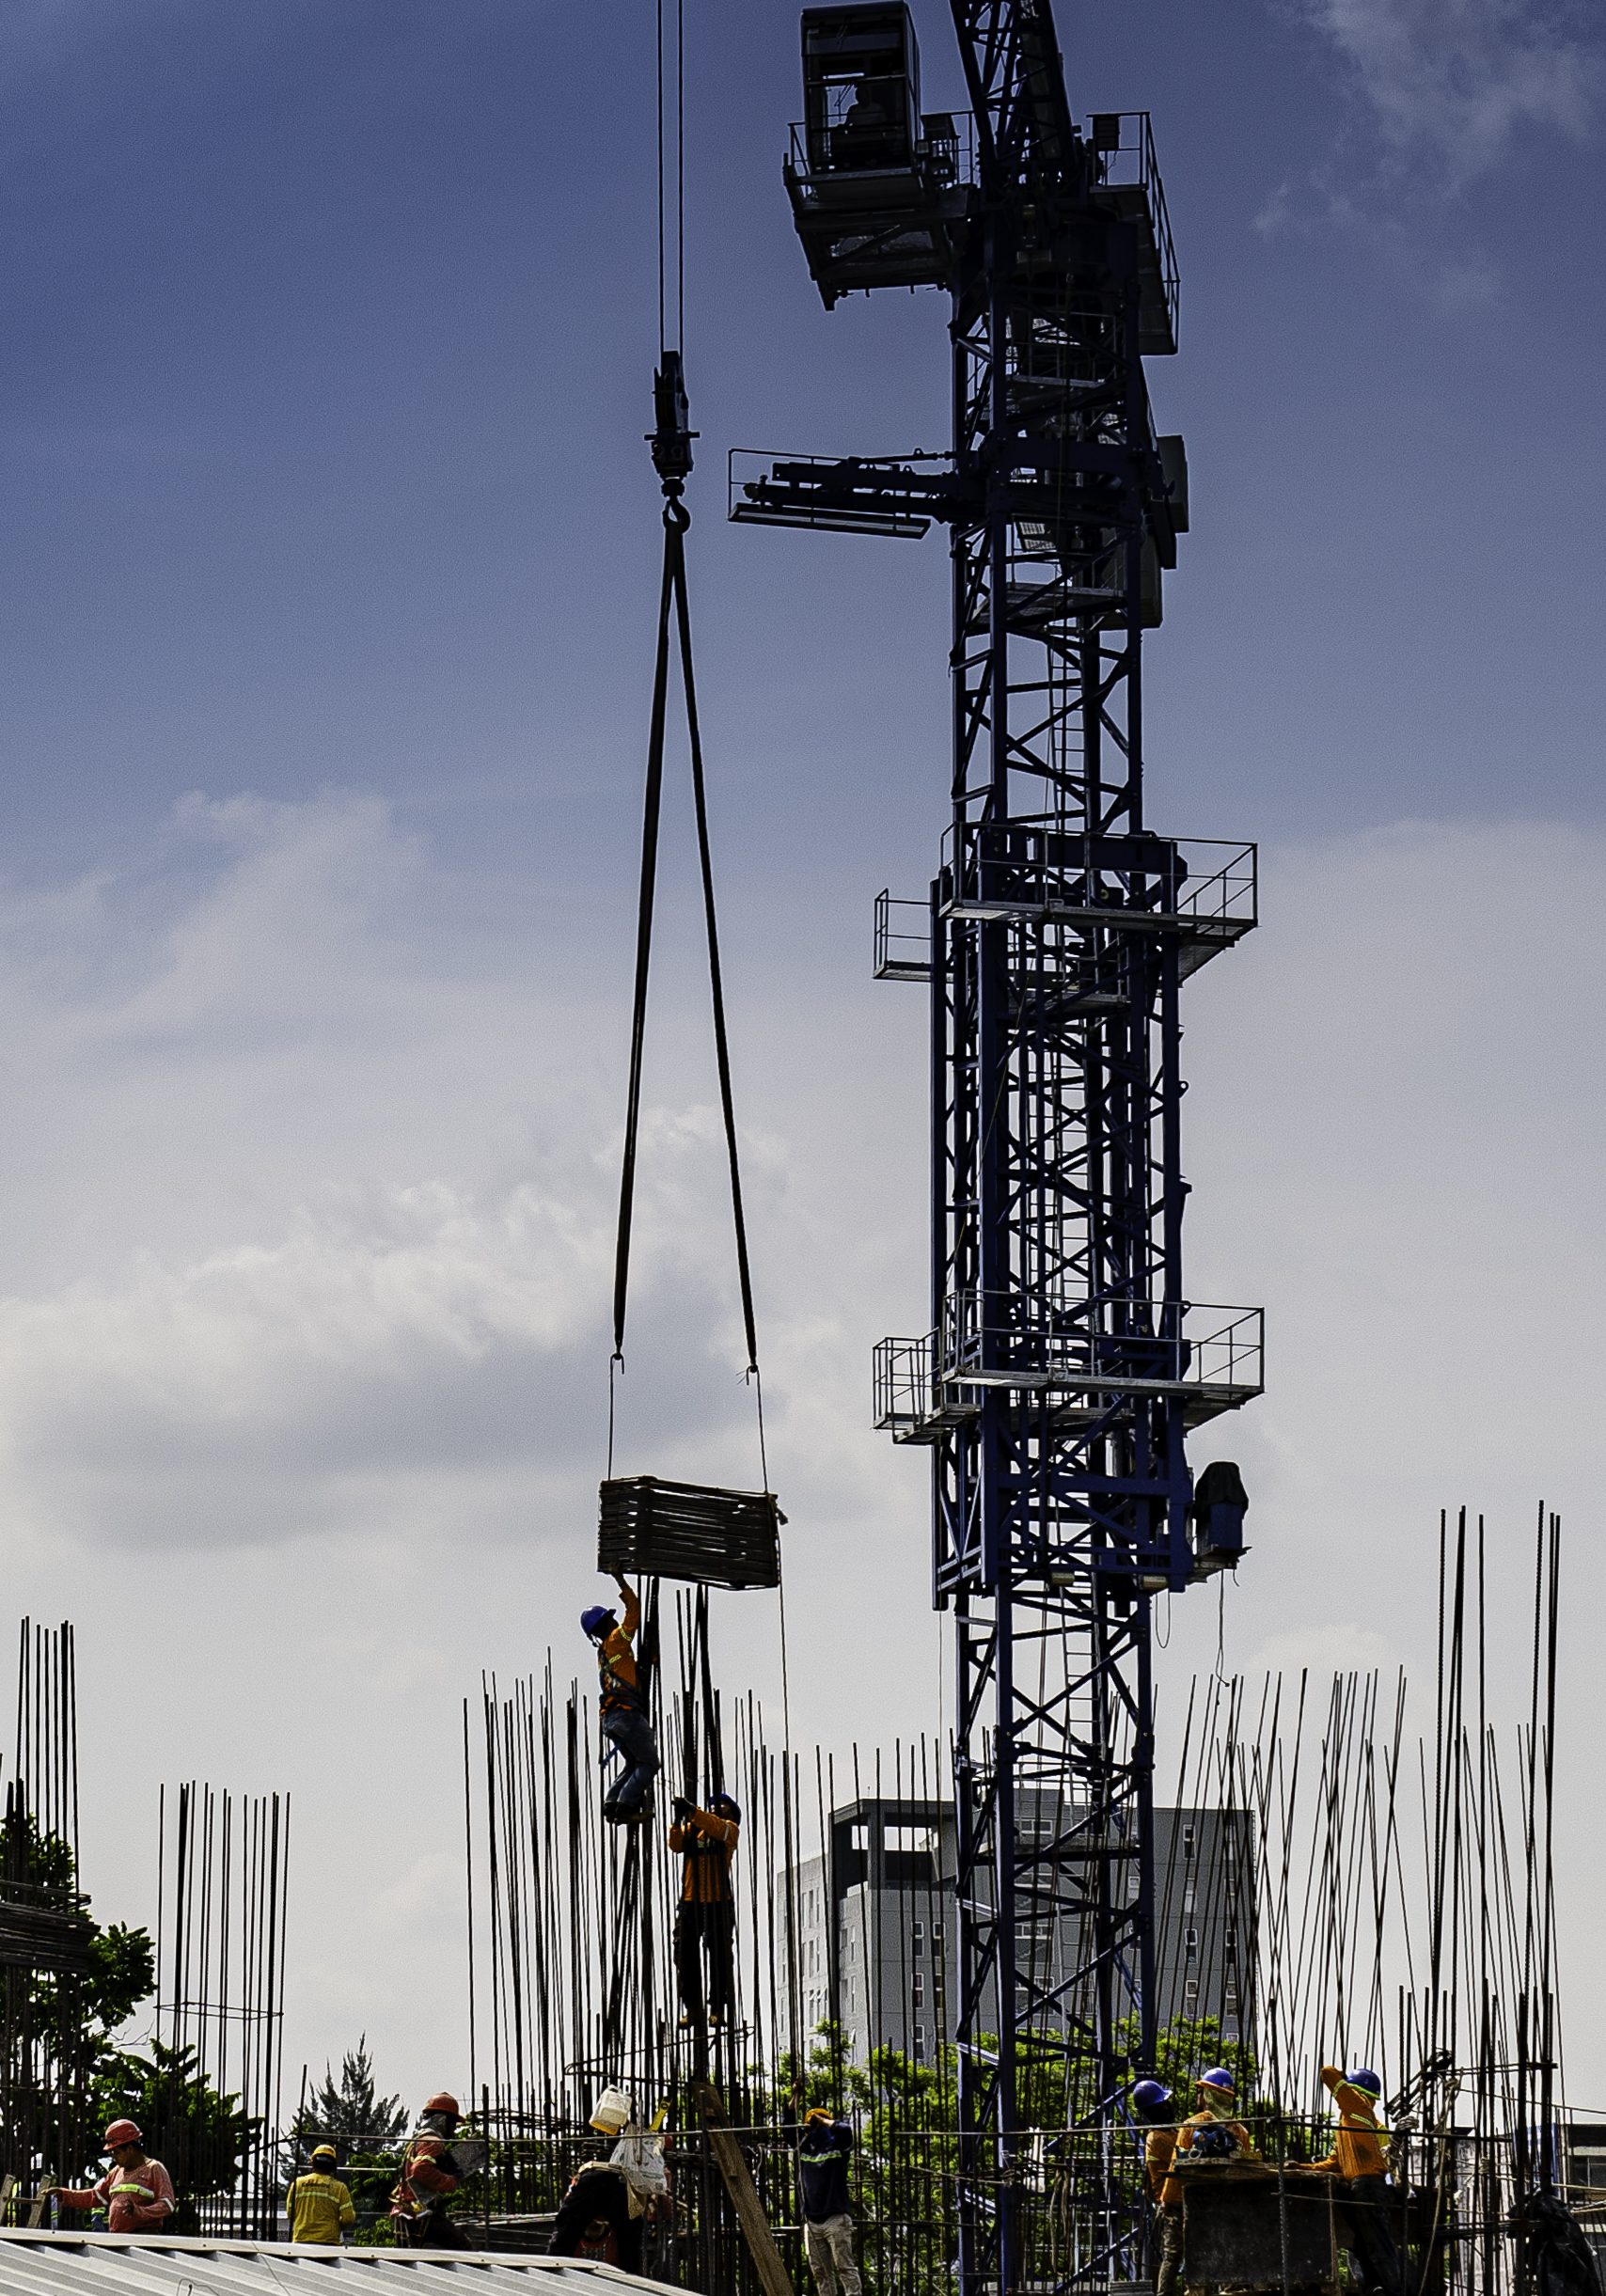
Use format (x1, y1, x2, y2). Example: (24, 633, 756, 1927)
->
(691, 2081, 794, 2296)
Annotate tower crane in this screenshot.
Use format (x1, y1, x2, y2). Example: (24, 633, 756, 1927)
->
(733, 5, 1264, 2288)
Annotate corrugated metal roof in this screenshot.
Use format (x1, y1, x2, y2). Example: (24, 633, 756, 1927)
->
(0, 2235, 654, 2296)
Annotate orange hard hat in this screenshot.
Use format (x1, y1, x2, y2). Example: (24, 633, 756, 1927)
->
(103, 2120, 142, 2148)
(424, 2093, 460, 2116)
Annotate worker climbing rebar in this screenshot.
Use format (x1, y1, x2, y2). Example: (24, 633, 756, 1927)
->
(583, 1575, 660, 1824)
(669, 1788, 739, 2025)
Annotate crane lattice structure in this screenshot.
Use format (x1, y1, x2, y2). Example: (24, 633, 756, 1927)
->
(735, 5, 1262, 2288)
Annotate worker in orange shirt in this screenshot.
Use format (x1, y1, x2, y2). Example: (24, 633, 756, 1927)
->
(582, 1577, 660, 1824)
(1306, 2065, 1402, 2296)
(1132, 2080, 1183, 2296)
(390, 2092, 468, 2248)
(669, 1791, 740, 2026)
(55, 2120, 176, 2232)
(1172, 2067, 1259, 2171)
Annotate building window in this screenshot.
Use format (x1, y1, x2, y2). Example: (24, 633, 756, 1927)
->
(913, 1973, 925, 2006)
(914, 2029, 927, 2065)
(1224, 1928, 1237, 1962)
(1185, 1978, 1199, 2000)
(1183, 1825, 1196, 1858)
(1182, 1881, 1196, 1913)
(1186, 1928, 1198, 1961)
(912, 1920, 924, 1958)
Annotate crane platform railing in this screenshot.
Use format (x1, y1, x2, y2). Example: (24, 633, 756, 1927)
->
(874, 888, 933, 981)
(939, 823, 1257, 946)
(875, 1303, 1264, 1440)
(1087, 109, 1180, 354)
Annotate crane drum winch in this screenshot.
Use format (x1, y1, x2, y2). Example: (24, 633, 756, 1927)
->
(739, 4, 1263, 2289)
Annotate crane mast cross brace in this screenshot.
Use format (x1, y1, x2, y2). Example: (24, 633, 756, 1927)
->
(735, 4, 1263, 2289)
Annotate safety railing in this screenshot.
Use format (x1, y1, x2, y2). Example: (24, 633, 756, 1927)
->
(1088, 109, 1179, 353)
(874, 1333, 942, 1439)
(942, 1294, 1263, 1409)
(940, 822, 1257, 944)
(874, 889, 932, 982)
(875, 1304, 1263, 1438)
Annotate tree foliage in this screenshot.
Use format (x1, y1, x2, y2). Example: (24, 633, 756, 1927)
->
(291, 2035, 408, 2157)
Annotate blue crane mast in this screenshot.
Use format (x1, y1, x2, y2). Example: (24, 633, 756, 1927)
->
(734, 5, 1262, 2287)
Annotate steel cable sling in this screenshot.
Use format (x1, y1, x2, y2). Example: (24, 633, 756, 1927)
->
(611, 385, 759, 1394)
(598, 354, 782, 1595)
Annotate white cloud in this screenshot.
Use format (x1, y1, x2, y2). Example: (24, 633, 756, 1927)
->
(1261, 0, 1600, 283)
(1295, 0, 1598, 183)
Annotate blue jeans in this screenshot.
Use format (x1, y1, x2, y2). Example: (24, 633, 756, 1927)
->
(600, 1706, 660, 1815)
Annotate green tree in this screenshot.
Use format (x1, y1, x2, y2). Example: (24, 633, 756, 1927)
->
(291, 2036, 407, 2157)
(0, 1804, 157, 2194)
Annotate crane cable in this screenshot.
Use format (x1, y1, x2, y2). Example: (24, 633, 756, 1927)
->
(609, 0, 760, 1453)
(608, 0, 801, 2081)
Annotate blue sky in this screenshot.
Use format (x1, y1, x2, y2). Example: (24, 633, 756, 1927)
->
(0, 0, 1602, 2112)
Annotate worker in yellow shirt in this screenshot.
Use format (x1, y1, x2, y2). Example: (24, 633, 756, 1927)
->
(287, 2145, 357, 2244)
(1304, 2065, 1402, 2296)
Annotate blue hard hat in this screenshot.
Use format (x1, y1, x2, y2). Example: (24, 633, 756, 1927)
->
(715, 1792, 741, 1820)
(1132, 2080, 1172, 2112)
(1199, 2068, 1236, 2095)
(1346, 2068, 1382, 2097)
(580, 1605, 615, 1639)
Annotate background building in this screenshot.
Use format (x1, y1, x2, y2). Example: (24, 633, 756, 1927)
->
(791, 1797, 1253, 2068)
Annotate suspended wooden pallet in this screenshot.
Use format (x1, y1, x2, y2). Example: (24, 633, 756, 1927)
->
(598, 1475, 783, 1590)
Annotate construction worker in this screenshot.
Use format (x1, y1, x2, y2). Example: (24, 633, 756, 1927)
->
(549, 2151, 644, 2277)
(1172, 2067, 1258, 2172)
(391, 2092, 468, 2248)
(669, 1790, 740, 2026)
(582, 1577, 660, 1824)
(797, 2108, 861, 2296)
(55, 2120, 176, 2232)
(1132, 2079, 1183, 2296)
(1304, 2065, 1403, 2296)
(287, 2145, 356, 2244)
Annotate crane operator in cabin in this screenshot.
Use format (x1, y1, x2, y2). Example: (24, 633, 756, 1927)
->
(582, 1575, 660, 1824)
